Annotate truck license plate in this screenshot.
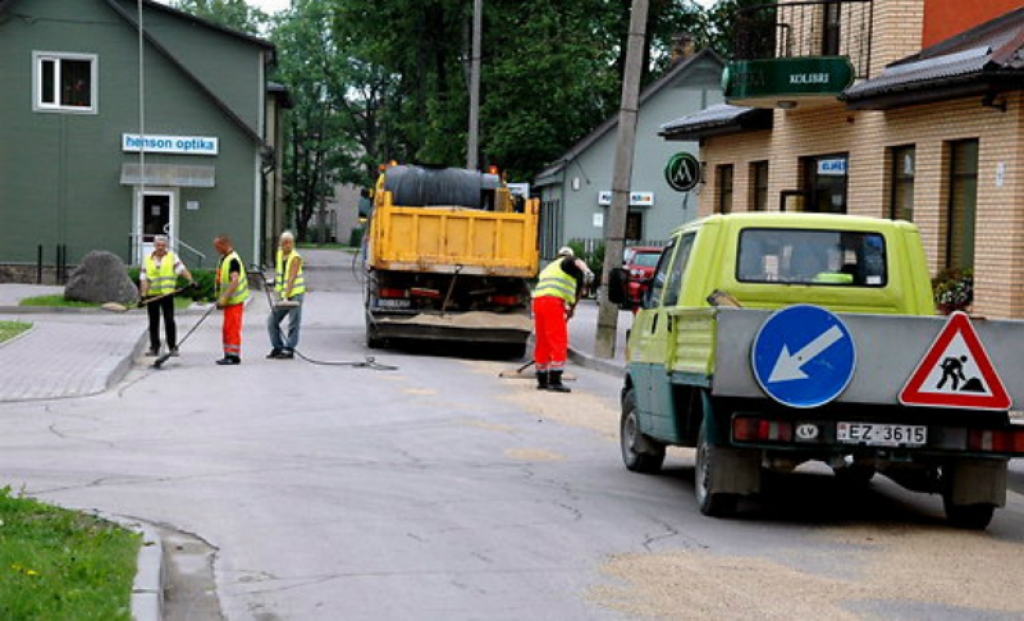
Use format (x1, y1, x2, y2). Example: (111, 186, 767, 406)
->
(837, 422, 926, 447)
(376, 299, 411, 309)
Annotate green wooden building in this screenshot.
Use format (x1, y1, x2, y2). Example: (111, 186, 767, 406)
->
(0, 0, 285, 275)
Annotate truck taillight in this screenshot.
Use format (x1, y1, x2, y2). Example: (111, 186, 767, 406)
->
(379, 288, 408, 299)
(967, 428, 1024, 453)
(733, 417, 793, 443)
(490, 295, 519, 306)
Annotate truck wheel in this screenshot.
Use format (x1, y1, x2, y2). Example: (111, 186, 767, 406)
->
(620, 388, 665, 474)
(695, 423, 738, 517)
(943, 497, 995, 530)
(365, 325, 385, 349)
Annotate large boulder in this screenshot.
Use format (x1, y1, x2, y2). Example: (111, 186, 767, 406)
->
(65, 251, 139, 305)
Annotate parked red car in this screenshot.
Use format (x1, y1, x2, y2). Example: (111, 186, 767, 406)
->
(621, 246, 663, 308)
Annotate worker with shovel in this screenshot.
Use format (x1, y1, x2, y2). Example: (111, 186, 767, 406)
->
(266, 230, 305, 360)
(139, 235, 195, 357)
(532, 246, 592, 393)
(213, 235, 249, 365)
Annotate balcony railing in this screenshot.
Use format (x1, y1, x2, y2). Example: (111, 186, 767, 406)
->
(732, 0, 874, 80)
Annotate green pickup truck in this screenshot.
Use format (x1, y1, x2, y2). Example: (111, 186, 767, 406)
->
(609, 213, 1024, 529)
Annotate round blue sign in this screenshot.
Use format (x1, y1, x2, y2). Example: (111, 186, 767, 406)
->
(751, 305, 856, 409)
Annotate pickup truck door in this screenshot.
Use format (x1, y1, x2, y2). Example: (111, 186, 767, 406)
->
(631, 233, 695, 442)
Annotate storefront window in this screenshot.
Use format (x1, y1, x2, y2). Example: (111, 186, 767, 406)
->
(717, 164, 734, 214)
(889, 146, 915, 221)
(802, 154, 848, 214)
(750, 161, 769, 212)
(946, 140, 978, 270)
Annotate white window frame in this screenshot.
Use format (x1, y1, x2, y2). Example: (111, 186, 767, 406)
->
(32, 51, 99, 114)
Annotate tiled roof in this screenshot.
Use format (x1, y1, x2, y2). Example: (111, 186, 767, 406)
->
(843, 7, 1023, 105)
(659, 103, 772, 140)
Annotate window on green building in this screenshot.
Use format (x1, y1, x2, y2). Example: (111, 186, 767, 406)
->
(946, 140, 978, 270)
(34, 53, 97, 112)
(889, 145, 915, 222)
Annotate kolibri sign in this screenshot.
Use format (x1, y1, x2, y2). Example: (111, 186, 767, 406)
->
(598, 191, 655, 206)
(122, 133, 219, 156)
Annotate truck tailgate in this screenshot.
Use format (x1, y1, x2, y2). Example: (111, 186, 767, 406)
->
(371, 206, 538, 277)
(712, 309, 1024, 407)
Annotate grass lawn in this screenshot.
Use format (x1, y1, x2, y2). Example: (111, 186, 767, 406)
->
(0, 487, 140, 620)
(18, 294, 192, 310)
(0, 321, 32, 344)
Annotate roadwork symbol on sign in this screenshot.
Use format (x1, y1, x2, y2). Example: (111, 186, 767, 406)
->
(751, 305, 856, 409)
(899, 311, 1012, 410)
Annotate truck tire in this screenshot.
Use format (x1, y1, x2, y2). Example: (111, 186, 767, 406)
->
(365, 324, 385, 349)
(943, 497, 995, 530)
(695, 422, 738, 517)
(620, 388, 665, 474)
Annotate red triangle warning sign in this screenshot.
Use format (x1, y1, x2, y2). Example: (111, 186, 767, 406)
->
(899, 311, 1012, 410)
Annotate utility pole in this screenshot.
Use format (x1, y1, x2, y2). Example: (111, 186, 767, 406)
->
(595, 0, 650, 359)
(466, 0, 482, 170)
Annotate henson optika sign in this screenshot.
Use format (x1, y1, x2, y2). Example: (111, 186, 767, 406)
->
(122, 133, 219, 156)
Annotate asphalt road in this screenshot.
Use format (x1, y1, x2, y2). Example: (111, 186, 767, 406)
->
(3, 249, 1024, 620)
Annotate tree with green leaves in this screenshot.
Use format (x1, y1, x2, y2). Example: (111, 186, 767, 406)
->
(172, 0, 267, 35)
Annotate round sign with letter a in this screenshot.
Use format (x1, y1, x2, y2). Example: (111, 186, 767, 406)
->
(751, 305, 857, 409)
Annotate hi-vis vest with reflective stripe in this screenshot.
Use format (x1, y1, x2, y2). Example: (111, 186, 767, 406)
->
(216, 250, 249, 306)
(144, 251, 178, 296)
(532, 259, 577, 304)
(275, 249, 305, 297)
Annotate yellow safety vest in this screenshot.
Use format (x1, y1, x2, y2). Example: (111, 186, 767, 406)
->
(144, 251, 178, 296)
(216, 250, 249, 306)
(532, 259, 577, 304)
(275, 249, 306, 297)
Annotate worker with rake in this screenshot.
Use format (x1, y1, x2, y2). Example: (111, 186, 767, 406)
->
(213, 235, 249, 365)
(532, 246, 592, 393)
(139, 235, 195, 357)
(266, 230, 305, 360)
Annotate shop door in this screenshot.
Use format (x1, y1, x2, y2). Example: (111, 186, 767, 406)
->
(803, 154, 848, 214)
(137, 190, 176, 261)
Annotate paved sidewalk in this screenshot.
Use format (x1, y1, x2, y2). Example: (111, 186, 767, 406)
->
(566, 298, 632, 377)
(0, 284, 146, 402)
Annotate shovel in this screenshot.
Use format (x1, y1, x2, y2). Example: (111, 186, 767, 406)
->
(152, 303, 218, 369)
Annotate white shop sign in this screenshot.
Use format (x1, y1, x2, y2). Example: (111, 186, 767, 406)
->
(122, 133, 219, 156)
(598, 191, 655, 206)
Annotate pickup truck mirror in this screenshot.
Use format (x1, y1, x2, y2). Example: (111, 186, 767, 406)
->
(607, 267, 629, 306)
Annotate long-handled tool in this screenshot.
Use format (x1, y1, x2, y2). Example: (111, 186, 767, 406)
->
(101, 287, 189, 313)
(152, 303, 217, 369)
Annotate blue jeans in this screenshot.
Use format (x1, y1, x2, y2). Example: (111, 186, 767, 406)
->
(267, 293, 303, 352)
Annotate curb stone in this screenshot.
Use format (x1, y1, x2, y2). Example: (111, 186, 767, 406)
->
(97, 514, 164, 621)
(567, 346, 626, 379)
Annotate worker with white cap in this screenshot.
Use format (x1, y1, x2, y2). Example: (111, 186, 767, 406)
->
(531, 246, 593, 392)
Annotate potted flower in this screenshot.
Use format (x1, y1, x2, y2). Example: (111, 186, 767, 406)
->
(932, 268, 973, 315)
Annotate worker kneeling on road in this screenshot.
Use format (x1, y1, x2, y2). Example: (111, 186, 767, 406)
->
(532, 246, 593, 393)
(266, 231, 305, 360)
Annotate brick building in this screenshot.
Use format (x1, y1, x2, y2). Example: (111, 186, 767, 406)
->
(661, 1, 1023, 318)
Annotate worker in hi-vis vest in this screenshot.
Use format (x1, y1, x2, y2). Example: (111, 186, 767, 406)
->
(139, 235, 194, 357)
(531, 246, 593, 392)
(266, 230, 305, 360)
(213, 235, 249, 365)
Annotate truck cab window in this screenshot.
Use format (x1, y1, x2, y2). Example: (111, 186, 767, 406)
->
(647, 237, 677, 307)
(737, 229, 887, 287)
(662, 232, 695, 307)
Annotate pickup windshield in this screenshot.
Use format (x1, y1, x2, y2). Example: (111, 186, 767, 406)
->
(737, 228, 887, 287)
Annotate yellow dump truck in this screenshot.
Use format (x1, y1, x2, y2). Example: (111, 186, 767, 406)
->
(363, 164, 540, 356)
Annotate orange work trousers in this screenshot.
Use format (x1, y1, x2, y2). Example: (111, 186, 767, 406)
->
(222, 303, 244, 357)
(532, 295, 568, 373)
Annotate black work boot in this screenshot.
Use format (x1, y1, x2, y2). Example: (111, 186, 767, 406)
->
(548, 370, 571, 393)
(535, 371, 549, 391)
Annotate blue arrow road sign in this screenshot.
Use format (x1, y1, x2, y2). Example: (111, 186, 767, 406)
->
(751, 305, 856, 409)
